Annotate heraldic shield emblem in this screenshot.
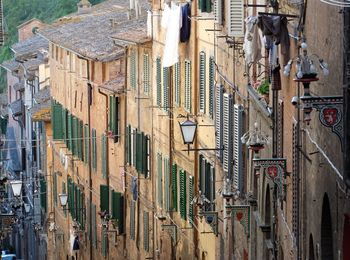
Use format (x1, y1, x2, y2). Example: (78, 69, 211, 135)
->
(320, 107, 341, 127)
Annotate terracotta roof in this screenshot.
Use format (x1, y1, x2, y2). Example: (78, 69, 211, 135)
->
(112, 26, 150, 46)
(23, 57, 47, 71)
(0, 59, 20, 72)
(38, 0, 150, 62)
(99, 76, 125, 93)
(12, 35, 48, 59)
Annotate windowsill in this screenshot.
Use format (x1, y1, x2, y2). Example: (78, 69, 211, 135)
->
(246, 84, 273, 118)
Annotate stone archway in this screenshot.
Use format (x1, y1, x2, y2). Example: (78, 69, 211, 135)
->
(321, 193, 333, 260)
(309, 234, 315, 260)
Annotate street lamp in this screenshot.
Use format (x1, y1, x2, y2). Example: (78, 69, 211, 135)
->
(241, 122, 270, 154)
(24, 203, 31, 214)
(10, 180, 23, 197)
(178, 114, 224, 152)
(58, 193, 68, 207)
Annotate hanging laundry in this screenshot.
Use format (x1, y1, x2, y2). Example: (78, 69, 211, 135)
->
(161, 3, 171, 29)
(243, 16, 262, 64)
(271, 62, 281, 91)
(147, 10, 152, 38)
(269, 42, 278, 69)
(180, 3, 191, 42)
(162, 3, 182, 67)
(257, 15, 290, 63)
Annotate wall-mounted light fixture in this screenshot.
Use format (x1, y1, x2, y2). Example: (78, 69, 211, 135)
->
(178, 114, 224, 153)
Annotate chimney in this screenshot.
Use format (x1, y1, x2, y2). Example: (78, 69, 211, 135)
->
(77, 0, 92, 14)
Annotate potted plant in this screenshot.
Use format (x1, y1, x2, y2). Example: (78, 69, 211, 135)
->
(257, 79, 270, 103)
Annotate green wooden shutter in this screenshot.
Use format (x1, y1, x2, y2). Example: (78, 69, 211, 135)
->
(205, 161, 211, 211)
(92, 128, 97, 171)
(142, 134, 150, 177)
(109, 95, 113, 132)
(101, 133, 107, 178)
(172, 164, 178, 211)
(209, 56, 215, 118)
(164, 157, 170, 211)
(199, 51, 206, 113)
(92, 203, 97, 248)
(179, 170, 187, 220)
(130, 200, 136, 240)
(109, 96, 118, 141)
(189, 175, 194, 225)
(72, 116, 77, 156)
(83, 124, 89, 164)
(185, 60, 192, 112)
(132, 128, 137, 166)
(53, 172, 57, 205)
(40, 177, 47, 212)
(199, 155, 206, 195)
(157, 153, 163, 207)
(77, 187, 81, 225)
(67, 112, 72, 150)
(78, 120, 83, 160)
(143, 53, 150, 94)
(100, 185, 109, 212)
(130, 50, 136, 90)
(174, 62, 180, 106)
(200, 0, 212, 12)
(210, 165, 215, 211)
(143, 211, 149, 252)
(52, 101, 63, 140)
(73, 183, 77, 220)
(163, 67, 169, 112)
(156, 57, 162, 107)
(62, 108, 67, 144)
(136, 132, 142, 172)
(112, 191, 124, 233)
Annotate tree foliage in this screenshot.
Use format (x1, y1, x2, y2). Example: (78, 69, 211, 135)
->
(0, 0, 104, 92)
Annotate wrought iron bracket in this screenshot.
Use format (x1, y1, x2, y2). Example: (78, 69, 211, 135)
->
(198, 211, 219, 236)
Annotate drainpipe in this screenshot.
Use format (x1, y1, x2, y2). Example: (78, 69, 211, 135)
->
(77, 56, 92, 260)
(193, 0, 199, 257)
(97, 87, 110, 257)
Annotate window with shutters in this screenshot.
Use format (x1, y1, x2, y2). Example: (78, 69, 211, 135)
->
(130, 50, 137, 90)
(78, 120, 84, 160)
(67, 112, 73, 150)
(163, 67, 169, 112)
(109, 96, 119, 142)
(143, 211, 149, 252)
(143, 53, 150, 94)
(214, 0, 223, 25)
(111, 191, 124, 233)
(208, 57, 215, 119)
(62, 108, 67, 144)
(91, 128, 97, 171)
(164, 157, 170, 211)
(72, 116, 78, 156)
(100, 185, 109, 213)
(83, 124, 89, 164)
(174, 62, 180, 106)
(227, 0, 244, 37)
(223, 93, 233, 177)
(188, 175, 194, 225)
(101, 134, 107, 178)
(179, 170, 187, 220)
(199, 155, 216, 211)
(233, 104, 244, 191)
(92, 203, 97, 248)
(215, 84, 224, 160)
(199, 0, 212, 12)
(130, 200, 136, 240)
(157, 153, 163, 207)
(184, 60, 192, 112)
(171, 164, 178, 211)
(199, 51, 206, 113)
(156, 57, 162, 107)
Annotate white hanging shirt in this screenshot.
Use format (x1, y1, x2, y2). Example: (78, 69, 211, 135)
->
(162, 4, 182, 68)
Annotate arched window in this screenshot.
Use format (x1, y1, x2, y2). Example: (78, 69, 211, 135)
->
(321, 193, 333, 259)
(309, 234, 315, 260)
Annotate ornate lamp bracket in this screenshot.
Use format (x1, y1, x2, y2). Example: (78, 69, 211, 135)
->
(300, 95, 343, 149)
(253, 158, 287, 200)
(198, 211, 219, 235)
(161, 224, 177, 242)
